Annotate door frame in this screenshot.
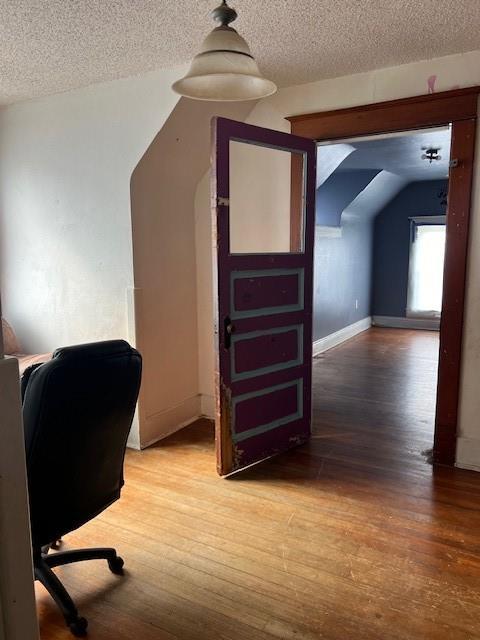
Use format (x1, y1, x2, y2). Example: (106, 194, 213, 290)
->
(287, 86, 480, 466)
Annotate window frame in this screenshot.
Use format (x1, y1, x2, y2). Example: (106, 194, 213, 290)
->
(406, 215, 447, 321)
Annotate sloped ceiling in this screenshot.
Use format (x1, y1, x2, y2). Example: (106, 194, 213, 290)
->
(316, 169, 380, 226)
(1, 1, 479, 105)
(343, 172, 409, 220)
(316, 143, 355, 188)
(315, 128, 451, 225)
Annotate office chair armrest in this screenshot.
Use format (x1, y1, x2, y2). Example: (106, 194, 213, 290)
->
(21, 363, 45, 403)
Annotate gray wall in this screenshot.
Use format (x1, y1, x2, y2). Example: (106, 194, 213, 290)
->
(313, 215, 374, 341)
(372, 179, 448, 318)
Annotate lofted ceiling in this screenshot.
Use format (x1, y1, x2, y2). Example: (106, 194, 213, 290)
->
(0, 0, 479, 105)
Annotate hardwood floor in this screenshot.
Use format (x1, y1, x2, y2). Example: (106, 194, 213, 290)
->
(38, 328, 480, 640)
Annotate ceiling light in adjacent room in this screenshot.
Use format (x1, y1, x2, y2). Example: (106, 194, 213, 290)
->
(421, 147, 442, 163)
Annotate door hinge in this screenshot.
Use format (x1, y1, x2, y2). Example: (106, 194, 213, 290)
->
(217, 196, 230, 207)
(449, 159, 459, 168)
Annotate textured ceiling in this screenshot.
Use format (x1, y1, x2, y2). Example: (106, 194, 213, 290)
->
(1, 0, 479, 105)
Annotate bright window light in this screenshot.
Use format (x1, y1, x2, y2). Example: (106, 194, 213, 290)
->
(407, 224, 446, 318)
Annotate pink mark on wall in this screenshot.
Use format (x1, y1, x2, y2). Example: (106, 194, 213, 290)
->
(427, 75, 437, 94)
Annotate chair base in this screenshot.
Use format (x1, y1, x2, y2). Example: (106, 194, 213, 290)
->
(34, 545, 124, 637)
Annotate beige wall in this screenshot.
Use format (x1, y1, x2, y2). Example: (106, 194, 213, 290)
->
(131, 98, 254, 447)
(195, 100, 292, 407)
(194, 49, 480, 470)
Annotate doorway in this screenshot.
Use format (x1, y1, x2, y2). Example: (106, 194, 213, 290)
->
(288, 87, 478, 465)
(310, 125, 451, 463)
(210, 88, 477, 474)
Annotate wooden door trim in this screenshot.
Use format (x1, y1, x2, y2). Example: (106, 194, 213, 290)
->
(288, 86, 480, 466)
(287, 86, 479, 139)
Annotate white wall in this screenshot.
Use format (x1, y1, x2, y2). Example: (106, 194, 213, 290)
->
(0, 65, 184, 357)
(0, 65, 185, 447)
(194, 49, 480, 470)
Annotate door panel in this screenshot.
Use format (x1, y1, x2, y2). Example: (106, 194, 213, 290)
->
(231, 269, 303, 316)
(212, 117, 316, 476)
(232, 325, 302, 380)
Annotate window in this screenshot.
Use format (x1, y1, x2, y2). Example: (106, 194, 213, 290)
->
(229, 140, 306, 254)
(407, 217, 446, 318)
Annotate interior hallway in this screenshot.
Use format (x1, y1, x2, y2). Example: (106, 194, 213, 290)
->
(37, 328, 480, 640)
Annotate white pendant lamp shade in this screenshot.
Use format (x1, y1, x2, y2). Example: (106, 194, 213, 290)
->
(172, 1, 277, 102)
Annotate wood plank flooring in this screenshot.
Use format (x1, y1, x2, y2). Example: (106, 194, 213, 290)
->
(38, 328, 480, 640)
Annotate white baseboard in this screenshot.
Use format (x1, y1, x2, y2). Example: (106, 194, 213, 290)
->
(455, 437, 480, 472)
(372, 315, 440, 331)
(131, 393, 216, 450)
(200, 393, 215, 419)
(313, 316, 372, 356)
(139, 394, 202, 449)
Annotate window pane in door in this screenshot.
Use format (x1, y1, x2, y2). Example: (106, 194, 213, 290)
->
(229, 140, 305, 254)
(408, 224, 446, 318)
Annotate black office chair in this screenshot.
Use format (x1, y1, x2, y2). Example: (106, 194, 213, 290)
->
(22, 340, 142, 636)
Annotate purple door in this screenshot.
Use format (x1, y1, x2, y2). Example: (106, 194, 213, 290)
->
(211, 117, 316, 476)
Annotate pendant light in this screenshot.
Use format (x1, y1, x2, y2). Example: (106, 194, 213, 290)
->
(172, 1, 277, 102)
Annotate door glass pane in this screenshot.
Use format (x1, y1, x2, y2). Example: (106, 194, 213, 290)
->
(229, 140, 305, 254)
(408, 224, 446, 317)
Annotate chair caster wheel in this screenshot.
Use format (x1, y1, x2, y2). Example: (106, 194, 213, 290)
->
(108, 555, 124, 575)
(68, 616, 88, 637)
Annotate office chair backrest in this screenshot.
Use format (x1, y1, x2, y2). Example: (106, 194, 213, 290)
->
(22, 340, 142, 548)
